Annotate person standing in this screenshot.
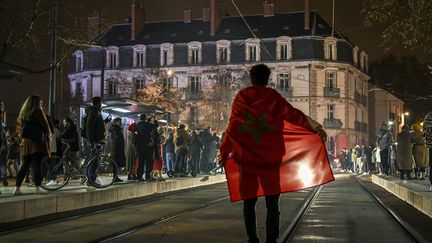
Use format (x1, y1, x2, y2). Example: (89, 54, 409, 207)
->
(189, 131, 203, 177)
(14, 95, 51, 195)
(423, 112, 432, 190)
(218, 64, 332, 243)
(126, 123, 137, 180)
(108, 118, 125, 183)
(411, 123, 428, 180)
(136, 114, 158, 181)
(0, 110, 8, 187)
(199, 128, 212, 173)
(151, 127, 164, 181)
(61, 118, 79, 167)
(174, 124, 190, 176)
(164, 132, 175, 177)
(85, 97, 106, 185)
(396, 125, 414, 180)
(377, 122, 393, 176)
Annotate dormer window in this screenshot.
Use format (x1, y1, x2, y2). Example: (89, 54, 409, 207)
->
(133, 45, 146, 68)
(276, 36, 292, 60)
(353, 46, 359, 66)
(188, 42, 202, 64)
(106, 46, 119, 68)
(75, 50, 83, 72)
(360, 51, 367, 71)
(324, 37, 337, 61)
(245, 38, 260, 62)
(216, 40, 231, 63)
(160, 43, 174, 66)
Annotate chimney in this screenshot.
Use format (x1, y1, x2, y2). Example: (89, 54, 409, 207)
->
(210, 0, 220, 36)
(131, 0, 145, 41)
(202, 7, 210, 22)
(304, 0, 310, 30)
(263, 0, 274, 17)
(87, 11, 101, 41)
(184, 9, 192, 23)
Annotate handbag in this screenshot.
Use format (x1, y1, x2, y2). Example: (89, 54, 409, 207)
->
(21, 120, 47, 143)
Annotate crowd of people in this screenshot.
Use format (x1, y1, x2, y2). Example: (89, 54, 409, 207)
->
(0, 96, 224, 195)
(335, 121, 431, 187)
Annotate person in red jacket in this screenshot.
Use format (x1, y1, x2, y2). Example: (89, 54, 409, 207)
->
(218, 64, 333, 243)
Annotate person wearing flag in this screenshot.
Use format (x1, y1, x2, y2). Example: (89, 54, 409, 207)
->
(218, 64, 334, 243)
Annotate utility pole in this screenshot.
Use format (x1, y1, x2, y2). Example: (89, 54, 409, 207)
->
(48, 2, 58, 118)
(331, 0, 335, 37)
(100, 53, 105, 102)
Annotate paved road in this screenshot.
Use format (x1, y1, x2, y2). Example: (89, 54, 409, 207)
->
(1, 174, 428, 243)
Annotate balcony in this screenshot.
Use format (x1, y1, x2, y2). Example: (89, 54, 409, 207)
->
(354, 91, 361, 104)
(185, 90, 203, 100)
(323, 118, 343, 129)
(360, 95, 367, 106)
(323, 87, 340, 98)
(361, 122, 368, 132)
(354, 121, 361, 131)
(276, 87, 293, 98)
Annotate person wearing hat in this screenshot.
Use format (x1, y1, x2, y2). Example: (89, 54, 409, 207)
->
(396, 125, 414, 180)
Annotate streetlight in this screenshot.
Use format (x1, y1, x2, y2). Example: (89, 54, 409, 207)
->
(167, 69, 178, 90)
(403, 112, 409, 116)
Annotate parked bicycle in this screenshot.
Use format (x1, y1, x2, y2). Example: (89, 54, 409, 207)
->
(40, 141, 118, 190)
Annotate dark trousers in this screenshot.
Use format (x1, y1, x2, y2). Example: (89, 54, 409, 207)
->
(175, 148, 188, 174)
(399, 169, 412, 180)
(380, 148, 390, 175)
(16, 153, 45, 187)
(429, 149, 432, 185)
(0, 152, 6, 179)
(190, 151, 200, 175)
(243, 195, 280, 243)
(137, 148, 153, 179)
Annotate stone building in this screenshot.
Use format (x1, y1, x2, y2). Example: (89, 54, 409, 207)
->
(68, 0, 370, 152)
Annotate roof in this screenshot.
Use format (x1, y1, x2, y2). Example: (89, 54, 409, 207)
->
(96, 11, 348, 46)
(0, 61, 32, 79)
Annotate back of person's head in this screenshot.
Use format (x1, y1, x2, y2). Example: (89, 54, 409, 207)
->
(113, 117, 122, 124)
(402, 125, 409, 131)
(92, 96, 102, 106)
(65, 117, 73, 124)
(139, 114, 147, 121)
(250, 64, 271, 86)
(178, 124, 186, 130)
(19, 95, 42, 121)
(412, 123, 421, 132)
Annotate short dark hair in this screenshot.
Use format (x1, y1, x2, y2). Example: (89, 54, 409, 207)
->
(139, 113, 147, 121)
(250, 64, 271, 85)
(92, 96, 102, 105)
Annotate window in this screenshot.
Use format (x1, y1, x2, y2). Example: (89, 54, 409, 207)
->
(324, 38, 337, 60)
(190, 106, 198, 125)
(106, 47, 119, 68)
(106, 80, 117, 95)
(276, 37, 292, 60)
(280, 43, 288, 60)
(245, 38, 260, 62)
(354, 78, 358, 92)
(135, 78, 145, 91)
(361, 109, 365, 123)
(188, 42, 202, 64)
(160, 43, 174, 66)
(216, 40, 231, 63)
(75, 82, 82, 95)
(190, 76, 201, 94)
(277, 73, 291, 91)
(327, 104, 335, 119)
(326, 72, 337, 89)
(136, 52, 145, 67)
(75, 51, 83, 72)
(133, 45, 146, 67)
(355, 107, 358, 121)
(353, 47, 359, 65)
(218, 75, 230, 86)
(162, 77, 173, 89)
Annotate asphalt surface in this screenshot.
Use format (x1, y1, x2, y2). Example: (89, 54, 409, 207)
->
(1, 173, 431, 243)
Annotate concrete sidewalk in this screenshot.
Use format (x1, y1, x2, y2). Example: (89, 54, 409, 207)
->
(0, 174, 226, 224)
(372, 174, 432, 218)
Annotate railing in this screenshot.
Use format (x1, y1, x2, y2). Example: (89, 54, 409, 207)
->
(276, 87, 293, 98)
(323, 87, 340, 98)
(354, 91, 361, 104)
(360, 95, 368, 106)
(360, 122, 368, 132)
(323, 118, 343, 129)
(185, 90, 203, 100)
(354, 121, 361, 131)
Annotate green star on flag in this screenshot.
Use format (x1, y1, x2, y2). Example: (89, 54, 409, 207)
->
(238, 113, 275, 144)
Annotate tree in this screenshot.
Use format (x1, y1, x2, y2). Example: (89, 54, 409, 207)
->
(202, 67, 249, 131)
(369, 55, 432, 121)
(362, 0, 432, 54)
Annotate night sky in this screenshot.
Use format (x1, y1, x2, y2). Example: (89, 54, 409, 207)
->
(0, 0, 419, 124)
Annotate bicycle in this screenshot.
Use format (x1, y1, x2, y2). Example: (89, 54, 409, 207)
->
(40, 142, 118, 191)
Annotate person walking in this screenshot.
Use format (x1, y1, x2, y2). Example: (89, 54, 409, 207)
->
(377, 122, 393, 176)
(218, 64, 333, 243)
(136, 114, 158, 181)
(174, 124, 190, 176)
(14, 95, 51, 195)
(396, 125, 414, 180)
(189, 131, 202, 177)
(423, 112, 432, 190)
(108, 117, 125, 183)
(84, 97, 106, 186)
(164, 132, 175, 177)
(412, 123, 428, 180)
(126, 123, 137, 180)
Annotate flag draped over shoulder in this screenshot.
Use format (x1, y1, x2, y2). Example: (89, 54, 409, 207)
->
(220, 85, 335, 202)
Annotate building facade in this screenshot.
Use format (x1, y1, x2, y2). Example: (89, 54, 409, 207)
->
(68, 0, 370, 152)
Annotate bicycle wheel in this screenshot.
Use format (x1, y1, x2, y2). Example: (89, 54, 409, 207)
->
(41, 156, 71, 191)
(86, 155, 117, 188)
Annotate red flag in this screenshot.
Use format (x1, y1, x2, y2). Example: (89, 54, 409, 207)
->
(220, 85, 335, 202)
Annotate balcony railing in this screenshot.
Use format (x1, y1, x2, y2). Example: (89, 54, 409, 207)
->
(276, 87, 293, 98)
(354, 121, 361, 131)
(360, 95, 367, 106)
(354, 91, 361, 104)
(360, 122, 367, 132)
(323, 87, 340, 98)
(323, 118, 343, 129)
(185, 90, 203, 100)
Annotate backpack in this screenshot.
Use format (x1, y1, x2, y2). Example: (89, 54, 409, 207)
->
(175, 135, 184, 147)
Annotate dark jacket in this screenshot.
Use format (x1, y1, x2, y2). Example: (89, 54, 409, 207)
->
(189, 136, 203, 156)
(151, 129, 162, 160)
(22, 108, 51, 156)
(61, 123, 79, 152)
(109, 123, 125, 166)
(85, 106, 105, 144)
(136, 120, 158, 150)
(164, 134, 175, 153)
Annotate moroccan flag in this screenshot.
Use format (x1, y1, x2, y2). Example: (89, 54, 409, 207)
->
(220, 85, 335, 202)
